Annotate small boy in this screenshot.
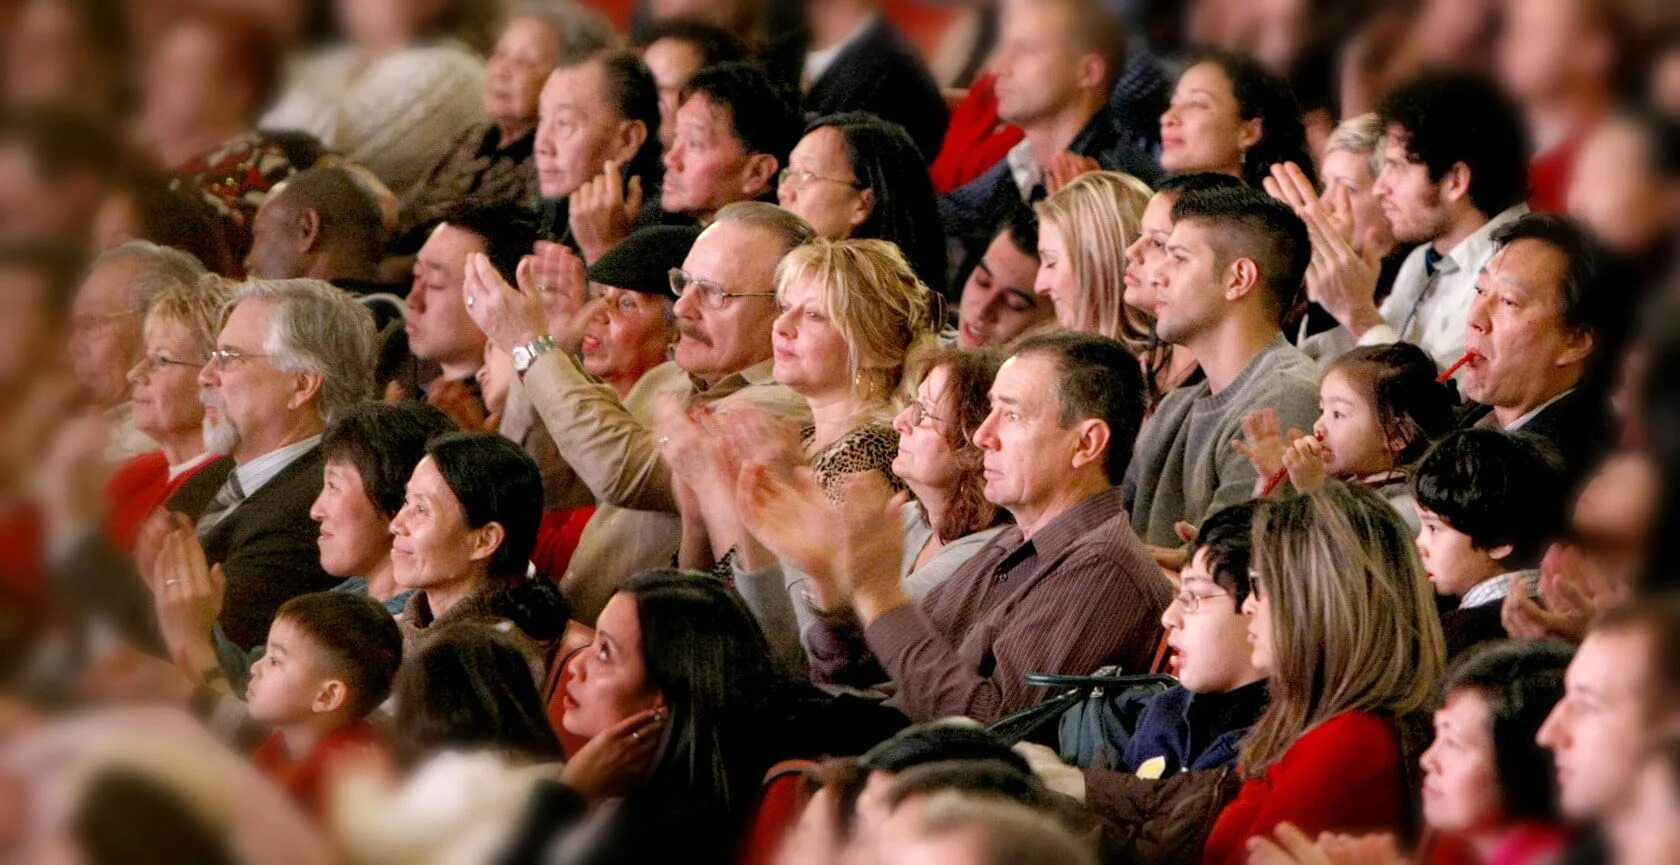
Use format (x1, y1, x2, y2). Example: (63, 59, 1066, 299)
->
(247, 591, 404, 818)
(1412, 429, 1569, 657)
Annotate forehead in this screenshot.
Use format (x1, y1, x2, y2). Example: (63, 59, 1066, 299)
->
(500, 15, 561, 47)
(677, 92, 735, 134)
(1320, 149, 1373, 182)
(1570, 630, 1651, 696)
(1166, 217, 1216, 251)
(421, 223, 488, 265)
(544, 62, 605, 105)
(596, 591, 642, 644)
(1142, 192, 1176, 227)
(644, 37, 703, 75)
(1177, 61, 1233, 97)
(993, 353, 1056, 399)
(76, 258, 141, 305)
(791, 127, 847, 163)
(685, 222, 780, 285)
(221, 297, 274, 339)
(1484, 239, 1568, 301)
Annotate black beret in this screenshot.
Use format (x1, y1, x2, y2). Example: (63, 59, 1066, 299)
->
(586, 225, 704, 297)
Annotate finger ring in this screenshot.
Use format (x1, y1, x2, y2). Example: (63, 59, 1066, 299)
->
(631, 731, 641, 741)
(164, 579, 182, 586)
(538, 283, 554, 294)
(465, 295, 476, 309)
(658, 436, 670, 447)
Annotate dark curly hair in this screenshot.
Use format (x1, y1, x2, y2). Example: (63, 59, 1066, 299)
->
(1377, 71, 1532, 217)
(1190, 50, 1314, 189)
(902, 344, 1008, 541)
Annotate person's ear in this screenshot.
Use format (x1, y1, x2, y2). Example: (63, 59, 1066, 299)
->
(295, 207, 323, 253)
(1068, 418, 1112, 473)
(849, 187, 875, 230)
(1487, 542, 1515, 563)
(1073, 53, 1107, 92)
(468, 520, 507, 565)
(1556, 326, 1596, 370)
(740, 154, 780, 198)
(313, 679, 349, 714)
(1224, 258, 1261, 302)
(1236, 116, 1263, 153)
(611, 119, 649, 166)
(287, 372, 326, 412)
(1440, 161, 1473, 206)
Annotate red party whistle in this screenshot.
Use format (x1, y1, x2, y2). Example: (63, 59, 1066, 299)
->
(1260, 431, 1325, 496)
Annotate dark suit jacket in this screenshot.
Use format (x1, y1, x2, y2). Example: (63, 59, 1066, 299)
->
(802, 18, 951, 163)
(173, 446, 340, 649)
(1459, 388, 1608, 488)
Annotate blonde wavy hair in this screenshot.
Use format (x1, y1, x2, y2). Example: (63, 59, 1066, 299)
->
(143, 273, 238, 361)
(1240, 481, 1446, 776)
(774, 238, 940, 408)
(1033, 171, 1154, 352)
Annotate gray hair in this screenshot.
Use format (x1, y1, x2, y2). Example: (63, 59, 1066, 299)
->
(1325, 112, 1386, 178)
(511, 1, 616, 54)
(712, 202, 817, 259)
(910, 793, 1096, 865)
(94, 240, 207, 313)
(229, 279, 376, 426)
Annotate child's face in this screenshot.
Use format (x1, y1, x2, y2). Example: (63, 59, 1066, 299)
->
(1161, 551, 1263, 694)
(1313, 369, 1392, 478)
(1415, 505, 1509, 598)
(246, 618, 340, 726)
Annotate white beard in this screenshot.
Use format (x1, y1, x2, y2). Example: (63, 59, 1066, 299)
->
(202, 412, 241, 456)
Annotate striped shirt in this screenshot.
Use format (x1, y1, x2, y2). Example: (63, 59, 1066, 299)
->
(808, 486, 1172, 723)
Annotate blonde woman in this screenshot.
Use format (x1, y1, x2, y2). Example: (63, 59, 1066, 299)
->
(661, 237, 940, 673)
(1035, 172, 1194, 404)
(1202, 481, 1446, 865)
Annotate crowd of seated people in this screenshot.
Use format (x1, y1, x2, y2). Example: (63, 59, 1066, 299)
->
(4, 1, 1680, 865)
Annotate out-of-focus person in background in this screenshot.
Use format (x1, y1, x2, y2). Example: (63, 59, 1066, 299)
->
(0, 108, 120, 245)
(91, 167, 239, 276)
(1, 0, 130, 115)
(1566, 111, 1680, 285)
(634, 17, 745, 151)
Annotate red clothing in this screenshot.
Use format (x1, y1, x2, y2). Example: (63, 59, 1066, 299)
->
(929, 73, 1024, 194)
(1202, 711, 1409, 865)
(1527, 125, 1594, 214)
(251, 720, 386, 820)
(530, 506, 596, 580)
(0, 504, 46, 629)
(1426, 823, 1571, 865)
(102, 451, 218, 554)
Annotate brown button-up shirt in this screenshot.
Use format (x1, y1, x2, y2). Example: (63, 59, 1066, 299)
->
(808, 485, 1172, 723)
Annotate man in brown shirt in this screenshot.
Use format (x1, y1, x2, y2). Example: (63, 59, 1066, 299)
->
(807, 331, 1173, 723)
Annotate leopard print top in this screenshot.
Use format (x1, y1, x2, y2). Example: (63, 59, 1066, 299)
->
(806, 422, 905, 498)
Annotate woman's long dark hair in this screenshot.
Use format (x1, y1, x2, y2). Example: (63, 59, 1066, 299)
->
(809, 113, 949, 293)
(392, 622, 564, 769)
(1194, 50, 1314, 189)
(426, 432, 544, 580)
(620, 570, 777, 824)
(903, 345, 1009, 541)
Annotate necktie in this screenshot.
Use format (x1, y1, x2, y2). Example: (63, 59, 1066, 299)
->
(1401, 248, 1448, 341)
(196, 471, 247, 538)
(1423, 247, 1444, 277)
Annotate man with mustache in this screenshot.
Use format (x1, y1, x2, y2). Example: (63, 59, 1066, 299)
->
(464, 201, 813, 623)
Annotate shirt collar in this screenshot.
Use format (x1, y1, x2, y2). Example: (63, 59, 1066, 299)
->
(233, 435, 321, 499)
(1504, 388, 1575, 432)
(1438, 204, 1530, 274)
(168, 452, 219, 482)
(686, 357, 778, 398)
(1015, 485, 1127, 558)
(1461, 569, 1537, 609)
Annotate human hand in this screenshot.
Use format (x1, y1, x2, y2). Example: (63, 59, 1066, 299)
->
(735, 461, 843, 604)
(1264, 162, 1382, 335)
(1232, 408, 1301, 496)
(834, 473, 910, 624)
(149, 516, 227, 672)
(517, 241, 602, 353)
(1045, 153, 1101, 195)
(560, 707, 666, 800)
(425, 377, 489, 431)
(1246, 823, 1408, 865)
(1502, 544, 1628, 644)
(1280, 433, 1329, 493)
(568, 160, 643, 263)
(463, 252, 549, 352)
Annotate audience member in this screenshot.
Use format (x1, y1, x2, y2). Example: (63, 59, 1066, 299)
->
(952, 204, 1053, 348)
(868, 792, 1096, 865)
(940, 0, 1164, 277)
(244, 167, 391, 291)
(1565, 110, 1680, 283)
(69, 242, 208, 460)
(1413, 430, 1570, 657)
(389, 432, 566, 682)
(331, 622, 564, 865)
(1459, 213, 1624, 480)
(261, 0, 487, 204)
(1159, 50, 1313, 189)
(778, 113, 947, 291)
(795, 0, 949, 163)
(92, 167, 239, 276)
(1124, 185, 1319, 552)
(1610, 735, 1680, 865)
(1, 0, 129, 115)
(0, 107, 119, 244)
(1239, 342, 1457, 531)
(1312, 72, 1531, 371)
(745, 331, 1171, 722)
(463, 201, 813, 625)
(851, 723, 1034, 834)
(636, 18, 747, 150)
(578, 225, 692, 398)
(500, 570, 778, 865)
(1201, 482, 1445, 865)
(662, 61, 800, 226)
(246, 591, 402, 819)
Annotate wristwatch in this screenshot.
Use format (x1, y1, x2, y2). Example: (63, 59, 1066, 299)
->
(511, 335, 558, 376)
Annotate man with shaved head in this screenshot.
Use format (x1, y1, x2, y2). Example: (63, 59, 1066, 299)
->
(244, 166, 388, 287)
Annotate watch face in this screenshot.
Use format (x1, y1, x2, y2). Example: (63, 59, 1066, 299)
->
(512, 346, 533, 370)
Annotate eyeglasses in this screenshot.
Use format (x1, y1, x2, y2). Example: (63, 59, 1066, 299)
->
(72, 308, 143, 333)
(668, 268, 777, 310)
(777, 167, 864, 191)
(206, 347, 272, 366)
(1172, 588, 1232, 614)
(135, 352, 203, 374)
(907, 400, 947, 428)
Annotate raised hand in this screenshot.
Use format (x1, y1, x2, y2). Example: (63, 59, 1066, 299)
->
(1247, 823, 1408, 865)
(1045, 152, 1102, 195)
(1232, 408, 1300, 496)
(834, 473, 910, 625)
(1263, 162, 1383, 336)
(568, 160, 644, 264)
(1502, 544, 1629, 644)
(150, 516, 228, 677)
(517, 241, 601, 352)
(463, 252, 549, 352)
(560, 707, 666, 800)
(735, 461, 843, 603)
(1280, 433, 1330, 493)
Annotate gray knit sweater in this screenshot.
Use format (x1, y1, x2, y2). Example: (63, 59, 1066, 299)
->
(1125, 335, 1321, 546)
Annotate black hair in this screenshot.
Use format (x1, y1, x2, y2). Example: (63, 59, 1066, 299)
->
(1155, 171, 1247, 199)
(1011, 331, 1147, 484)
(617, 569, 777, 824)
(1437, 640, 1574, 821)
(0, 242, 87, 323)
(1411, 429, 1569, 569)
(71, 768, 235, 865)
(1169, 185, 1310, 324)
(1376, 72, 1532, 217)
(633, 16, 747, 66)
(1000, 201, 1040, 261)
(274, 591, 404, 719)
(424, 431, 544, 579)
(880, 758, 1052, 813)
(860, 723, 1031, 777)
(438, 202, 539, 285)
(1189, 50, 1314, 189)
(322, 401, 457, 520)
(1192, 502, 1256, 608)
(1326, 343, 1459, 467)
(806, 113, 948, 291)
(594, 49, 665, 185)
(679, 61, 800, 169)
(392, 622, 563, 768)
(108, 168, 237, 275)
(273, 165, 388, 265)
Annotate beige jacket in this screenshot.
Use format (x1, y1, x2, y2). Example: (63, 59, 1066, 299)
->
(520, 351, 810, 624)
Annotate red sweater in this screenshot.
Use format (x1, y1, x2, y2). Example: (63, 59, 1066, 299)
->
(1202, 711, 1409, 865)
(929, 73, 1024, 194)
(103, 451, 219, 554)
(251, 720, 387, 820)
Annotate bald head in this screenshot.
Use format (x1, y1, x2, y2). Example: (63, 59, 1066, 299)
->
(244, 166, 386, 281)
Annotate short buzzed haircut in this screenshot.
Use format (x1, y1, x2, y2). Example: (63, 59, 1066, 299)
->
(906, 793, 1096, 865)
(1170, 185, 1310, 323)
(679, 61, 800, 169)
(1029, 0, 1127, 93)
(275, 591, 403, 719)
(1011, 331, 1147, 484)
(272, 166, 387, 264)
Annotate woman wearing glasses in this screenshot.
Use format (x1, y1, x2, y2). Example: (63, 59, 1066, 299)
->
(776, 113, 948, 295)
